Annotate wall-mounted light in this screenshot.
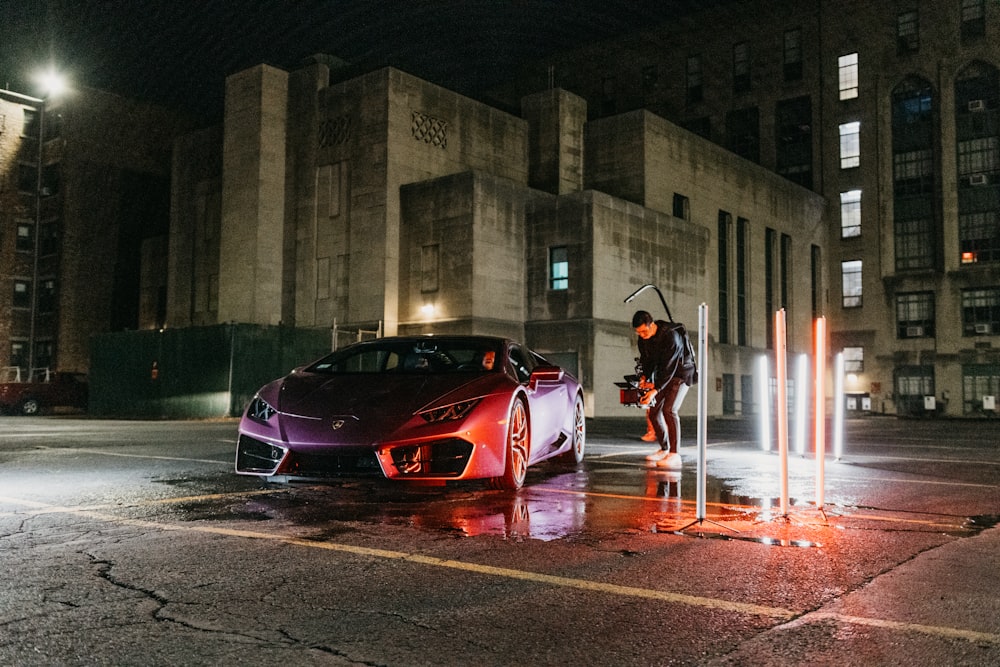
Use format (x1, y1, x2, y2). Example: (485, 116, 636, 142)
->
(420, 303, 436, 319)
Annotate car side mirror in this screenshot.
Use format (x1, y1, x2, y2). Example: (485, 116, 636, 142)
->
(529, 365, 564, 390)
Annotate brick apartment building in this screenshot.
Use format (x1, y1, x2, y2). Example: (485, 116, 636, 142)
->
(0, 86, 193, 377)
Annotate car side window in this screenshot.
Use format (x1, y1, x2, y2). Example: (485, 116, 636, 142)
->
(508, 345, 534, 384)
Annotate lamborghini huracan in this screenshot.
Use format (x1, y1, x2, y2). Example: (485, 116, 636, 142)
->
(235, 335, 586, 489)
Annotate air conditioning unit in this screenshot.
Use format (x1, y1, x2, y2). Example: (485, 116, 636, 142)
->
(968, 99, 986, 112)
(968, 173, 988, 186)
(906, 325, 924, 337)
(974, 323, 993, 335)
(984, 395, 996, 412)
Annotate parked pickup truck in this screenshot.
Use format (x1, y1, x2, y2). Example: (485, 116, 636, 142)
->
(0, 367, 89, 415)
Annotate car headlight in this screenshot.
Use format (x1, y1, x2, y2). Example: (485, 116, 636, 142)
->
(418, 398, 481, 423)
(247, 395, 277, 424)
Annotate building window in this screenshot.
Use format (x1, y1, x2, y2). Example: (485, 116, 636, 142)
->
(10, 341, 26, 369)
(961, 0, 985, 42)
(775, 96, 812, 187)
(39, 221, 58, 256)
(843, 346, 864, 373)
(896, 292, 934, 338)
(41, 163, 60, 197)
(718, 211, 732, 345)
(962, 364, 999, 415)
(601, 76, 617, 115)
(22, 108, 39, 138)
(840, 190, 862, 238)
(780, 233, 791, 310)
(961, 287, 1000, 335)
(38, 279, 56, 314)
(955, 62, 999, 265)
(841, 260, 862, 308)
(895, 365, 934, 415)
(18, 164, 36, 192)
(641, 65, 658, 94)
(897, 10, 919, 54)
(672, 193, 689, 220)
(783, 29, 802, 81)
(838, 53, 858, 100)
(16, 223, 34, 252)
(13, 280, 31, 309)
(810, 244, 821, 318)
(726, 107, 759, 163)
(957, 137, 999, 182)
(737, 219, 749, 346)
(733, 42, 750, 93)
(765, 228, 776, 348)
(839, 122, 860, 168)
(686, 55, 703, 105)
(959, 211, 1000, 264)
(549, 246, 568, 290)
(420, 244, 439, 293)
(892, 77, 937, 272)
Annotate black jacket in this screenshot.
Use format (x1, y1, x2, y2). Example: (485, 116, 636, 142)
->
(637, 320, 696, 391)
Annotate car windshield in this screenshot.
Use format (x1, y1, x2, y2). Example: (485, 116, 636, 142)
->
(306, 339, 504, 375)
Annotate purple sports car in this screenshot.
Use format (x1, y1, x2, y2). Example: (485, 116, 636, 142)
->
(235, 335, 586, 489)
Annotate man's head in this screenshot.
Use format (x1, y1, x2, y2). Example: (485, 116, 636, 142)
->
(632, 310, 657, 339)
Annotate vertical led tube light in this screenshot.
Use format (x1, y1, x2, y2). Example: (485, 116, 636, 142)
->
(696, 303, 708, 521)
(758, 354, 770, 452)
(794, 354, 810, 456)
(814, 317, 827, 508)
(833, 352, 845, 460)
(775, 310, 789, 517)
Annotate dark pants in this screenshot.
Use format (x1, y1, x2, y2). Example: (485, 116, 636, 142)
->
(650, 378, 689, 453)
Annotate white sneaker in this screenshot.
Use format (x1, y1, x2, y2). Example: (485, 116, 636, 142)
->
(645, 449, 669, 462)
(656, 453, 682, 469)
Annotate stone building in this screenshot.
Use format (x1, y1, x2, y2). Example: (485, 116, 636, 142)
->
(0, 86, 193, 376)
(165, 60, 825, 417)
(490, 0, 1000, 417)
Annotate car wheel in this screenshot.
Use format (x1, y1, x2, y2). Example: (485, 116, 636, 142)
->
(20, 398, 40, 416)
(566, 393, 586, 465)
(490, 397, 529, 490)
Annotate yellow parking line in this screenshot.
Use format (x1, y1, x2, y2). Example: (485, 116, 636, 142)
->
(3, 492, 998, 645)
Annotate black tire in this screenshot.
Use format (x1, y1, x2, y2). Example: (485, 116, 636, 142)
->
(564, 393, 586, 465)
(489, 396, 529, 490)
(20, 398, 41, 416)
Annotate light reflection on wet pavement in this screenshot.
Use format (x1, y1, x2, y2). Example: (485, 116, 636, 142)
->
(162, 435, 989, 548)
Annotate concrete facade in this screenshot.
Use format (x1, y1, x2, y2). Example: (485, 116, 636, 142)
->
(167, 61, 824, 417)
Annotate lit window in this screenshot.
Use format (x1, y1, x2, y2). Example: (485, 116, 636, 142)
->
(16, 223, 34, 252)
(841, 260, 862, 308)
(838, 53, 858, 100)
(839, 122, 861, 168)
(13, 280, 31, 309)
(549, 246, 568, 290)
(843, 346, 864, 373)
(840, 190, 861, 238)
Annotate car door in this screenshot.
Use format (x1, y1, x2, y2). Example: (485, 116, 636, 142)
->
(508, 345, 567, 461)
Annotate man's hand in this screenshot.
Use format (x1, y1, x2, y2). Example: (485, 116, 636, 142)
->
(640, 388, 657, 405)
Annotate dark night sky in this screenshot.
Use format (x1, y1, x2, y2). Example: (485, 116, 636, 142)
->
(1, 0, 714, 123)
